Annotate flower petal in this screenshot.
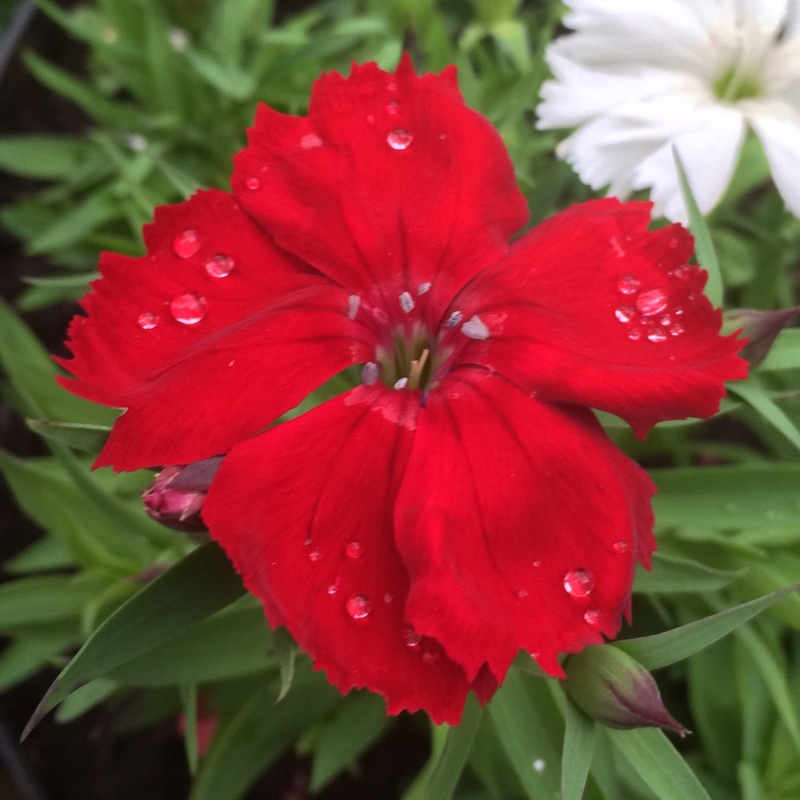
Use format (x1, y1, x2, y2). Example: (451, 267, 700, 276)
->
(453, 199, 747, 437)
(58, 189, 368, 470)
(395, 370, 655, 682)
(749, 105, 800, 217)
(203, 386, 494, 724)
(232, 56, 528, 312)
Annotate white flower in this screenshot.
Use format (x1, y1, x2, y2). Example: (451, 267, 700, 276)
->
(536, 0, 800, 222)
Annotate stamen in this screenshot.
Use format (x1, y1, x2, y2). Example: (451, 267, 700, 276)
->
(399, 292, 415, 313)
(394, 377, 409, 390)
(362, 361, 379, 386)
(407, 348, 430, 390)
(461, 315, 490, 340)
(445, 310, 463, 328)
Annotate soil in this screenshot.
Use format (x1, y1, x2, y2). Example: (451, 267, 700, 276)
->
(0, 3, 427, 798)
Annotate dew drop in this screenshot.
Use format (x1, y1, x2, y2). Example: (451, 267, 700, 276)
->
(405, 628, 422, 647)
(615, 306, 634, 324)
(584, 609, 600, 626)
(362, 361, 379, 386)
(532, 759, 546, 773)
(345, 594, 372, 621)
(671, 265, 690, 280)
(669, 322, 684, 337)
(327, 578, 340, 596)
(422, 650, 439, 665)
(609, 236, 625, 258)
(204, 253, 234, 278)
(383, 593, 394, 604)
(616, 275, 640, 295)
(345, 541, 363, 560)
(386, 100, 399, 115)
(399, 291, 415, 313)
(137, 311, 158, 330)
(532, 560, 542, 568)
(170, 292, 206, 325)
(173, 230, 200, 259)
(417, 282, 432, 295)
(387, 81, 398, 92)
(627, 327, 642, 341)
(387, 129, 413, 150)
(647, 327, 667, 343)
(300, 132, 323, 149)
(613, 541, 629, 554)
(366, 114, 375, 124)
(347, 294, 361, 320)
(245, 177, 260, 190)
(516, 589, 529, 599)
(308, 549, 321, 562)
(445, 310, 463, 328)
(461, 315, 490, 341)
(563, 568, 594, 598)
(636, 289, 668, 317)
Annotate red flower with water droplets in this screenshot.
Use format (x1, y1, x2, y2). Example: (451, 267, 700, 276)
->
(58, 56, 747, 724)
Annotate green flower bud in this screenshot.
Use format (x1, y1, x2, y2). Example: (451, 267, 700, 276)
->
(724, 306, 798, 368)
(564, 645, 688, 735)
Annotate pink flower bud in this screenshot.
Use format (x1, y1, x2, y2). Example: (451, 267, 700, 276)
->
(142, 456, 222, 532)
(724, 307, 799, 368)
(564, 645, 688, 735)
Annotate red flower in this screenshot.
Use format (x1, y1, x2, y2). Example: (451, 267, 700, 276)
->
(58, 56, 746, 724)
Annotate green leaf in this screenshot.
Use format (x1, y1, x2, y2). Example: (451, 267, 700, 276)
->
(633, 551, 743, 594)
(674, 148, 723, 307)
(180, 683, 200, 776)
(55, 678, 118, 722)
(309, 691, 390, 791)
(191, 670, 338, 800)
(562, 698, 596, 800)
(617, 585, 798, 670)
(26, 420, 111, 453)
(0, 576, 93, 632)
(22, 542, 245, 739)
(0, 136, 92, 179)
(608, 727, 711, 800)
(272, 626, 297, 704)
(4, 536, 75, 574)
(0, 629, 81, 692)
(760, 329, 800, 372)
(729, 382, 800, 455)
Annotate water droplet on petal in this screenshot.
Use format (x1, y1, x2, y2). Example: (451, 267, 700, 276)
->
(609, 237, 625, 258)
(615, 306, 634, 323)
(417, 282, 432, 295)
(345, 541, 363, 559)
(347, 295, 360, 320)
(383, 593, 393, 604)
(345, 594, 371, 621)
(445, 310, 463, 328)
(245, 177, 260, 190)
(636, 289, 668, 317)
(366, 114, 375, 124)
(300, 132, 323, 149)
(422, 650, 440, 665)
(613, 541, 629, 554)
(308, 549, 321, 562)
(627, 327, 642, 341)
(387, 81, 398, 92)
(170, 292, 206, 325)
(173, 230, 200, 259)
(563, 569, 594, 598)
(532, 560, 542, 568)
(387, 129, 412, 150)
(137, 311, 158, 330)
(204, 253, 234, 278)
(617, 275, 639, 295)
(647, 327, 667, 343)
(584, 609, 600, 626)
(516, 589, 528, 599)
(405, 628, 422, 647)
(399, 291, 415, 313)
(461, 315, 490, 341)
(386, 100, 399, 115)
(669, 322, 684, 337)
(327, 578, 340, 596)
(362, 361, 379, 386)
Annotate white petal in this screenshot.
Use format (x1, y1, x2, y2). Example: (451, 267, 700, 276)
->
(631, 106, 746, 222)
(749, 107, 800, 216)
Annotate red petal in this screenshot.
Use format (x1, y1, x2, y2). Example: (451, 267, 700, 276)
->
(232, 56, 528, 319)
(454, 199, 747, 437)
(57, 190, 367, 470)
(395, 370, 655, 682)
(203, 386, 494, 724)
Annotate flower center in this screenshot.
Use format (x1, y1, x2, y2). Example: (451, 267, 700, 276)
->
(713, 63, 761, 103)
(376, 326, 438, 390)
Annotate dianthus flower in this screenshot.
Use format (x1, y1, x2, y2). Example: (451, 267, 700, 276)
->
(59, 56, 746, 723)
(537, 0, 800, 222)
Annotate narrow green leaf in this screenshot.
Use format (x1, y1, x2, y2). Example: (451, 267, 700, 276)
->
(26, 419, 111, 453)
(0, 630, 81, 693)
(760, 329, 800, 372)
(0, 136, 91, 179)
(674, 148, 723, 307)
(309, 692, 390, 792)
(180, 683, 200, 777)
(562, 698, 596, 800)
(633, 551, 742, 594)
(608, 727, 711, 800)
(273, 626, 297, 704)
(4, 536, 74, 574)
(617, 585, 798, 670)
(0, 576, 92, 631)
(729, 382, 800, 455)
(22, 542, 245, 739)
(55, 678, 118, 722)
